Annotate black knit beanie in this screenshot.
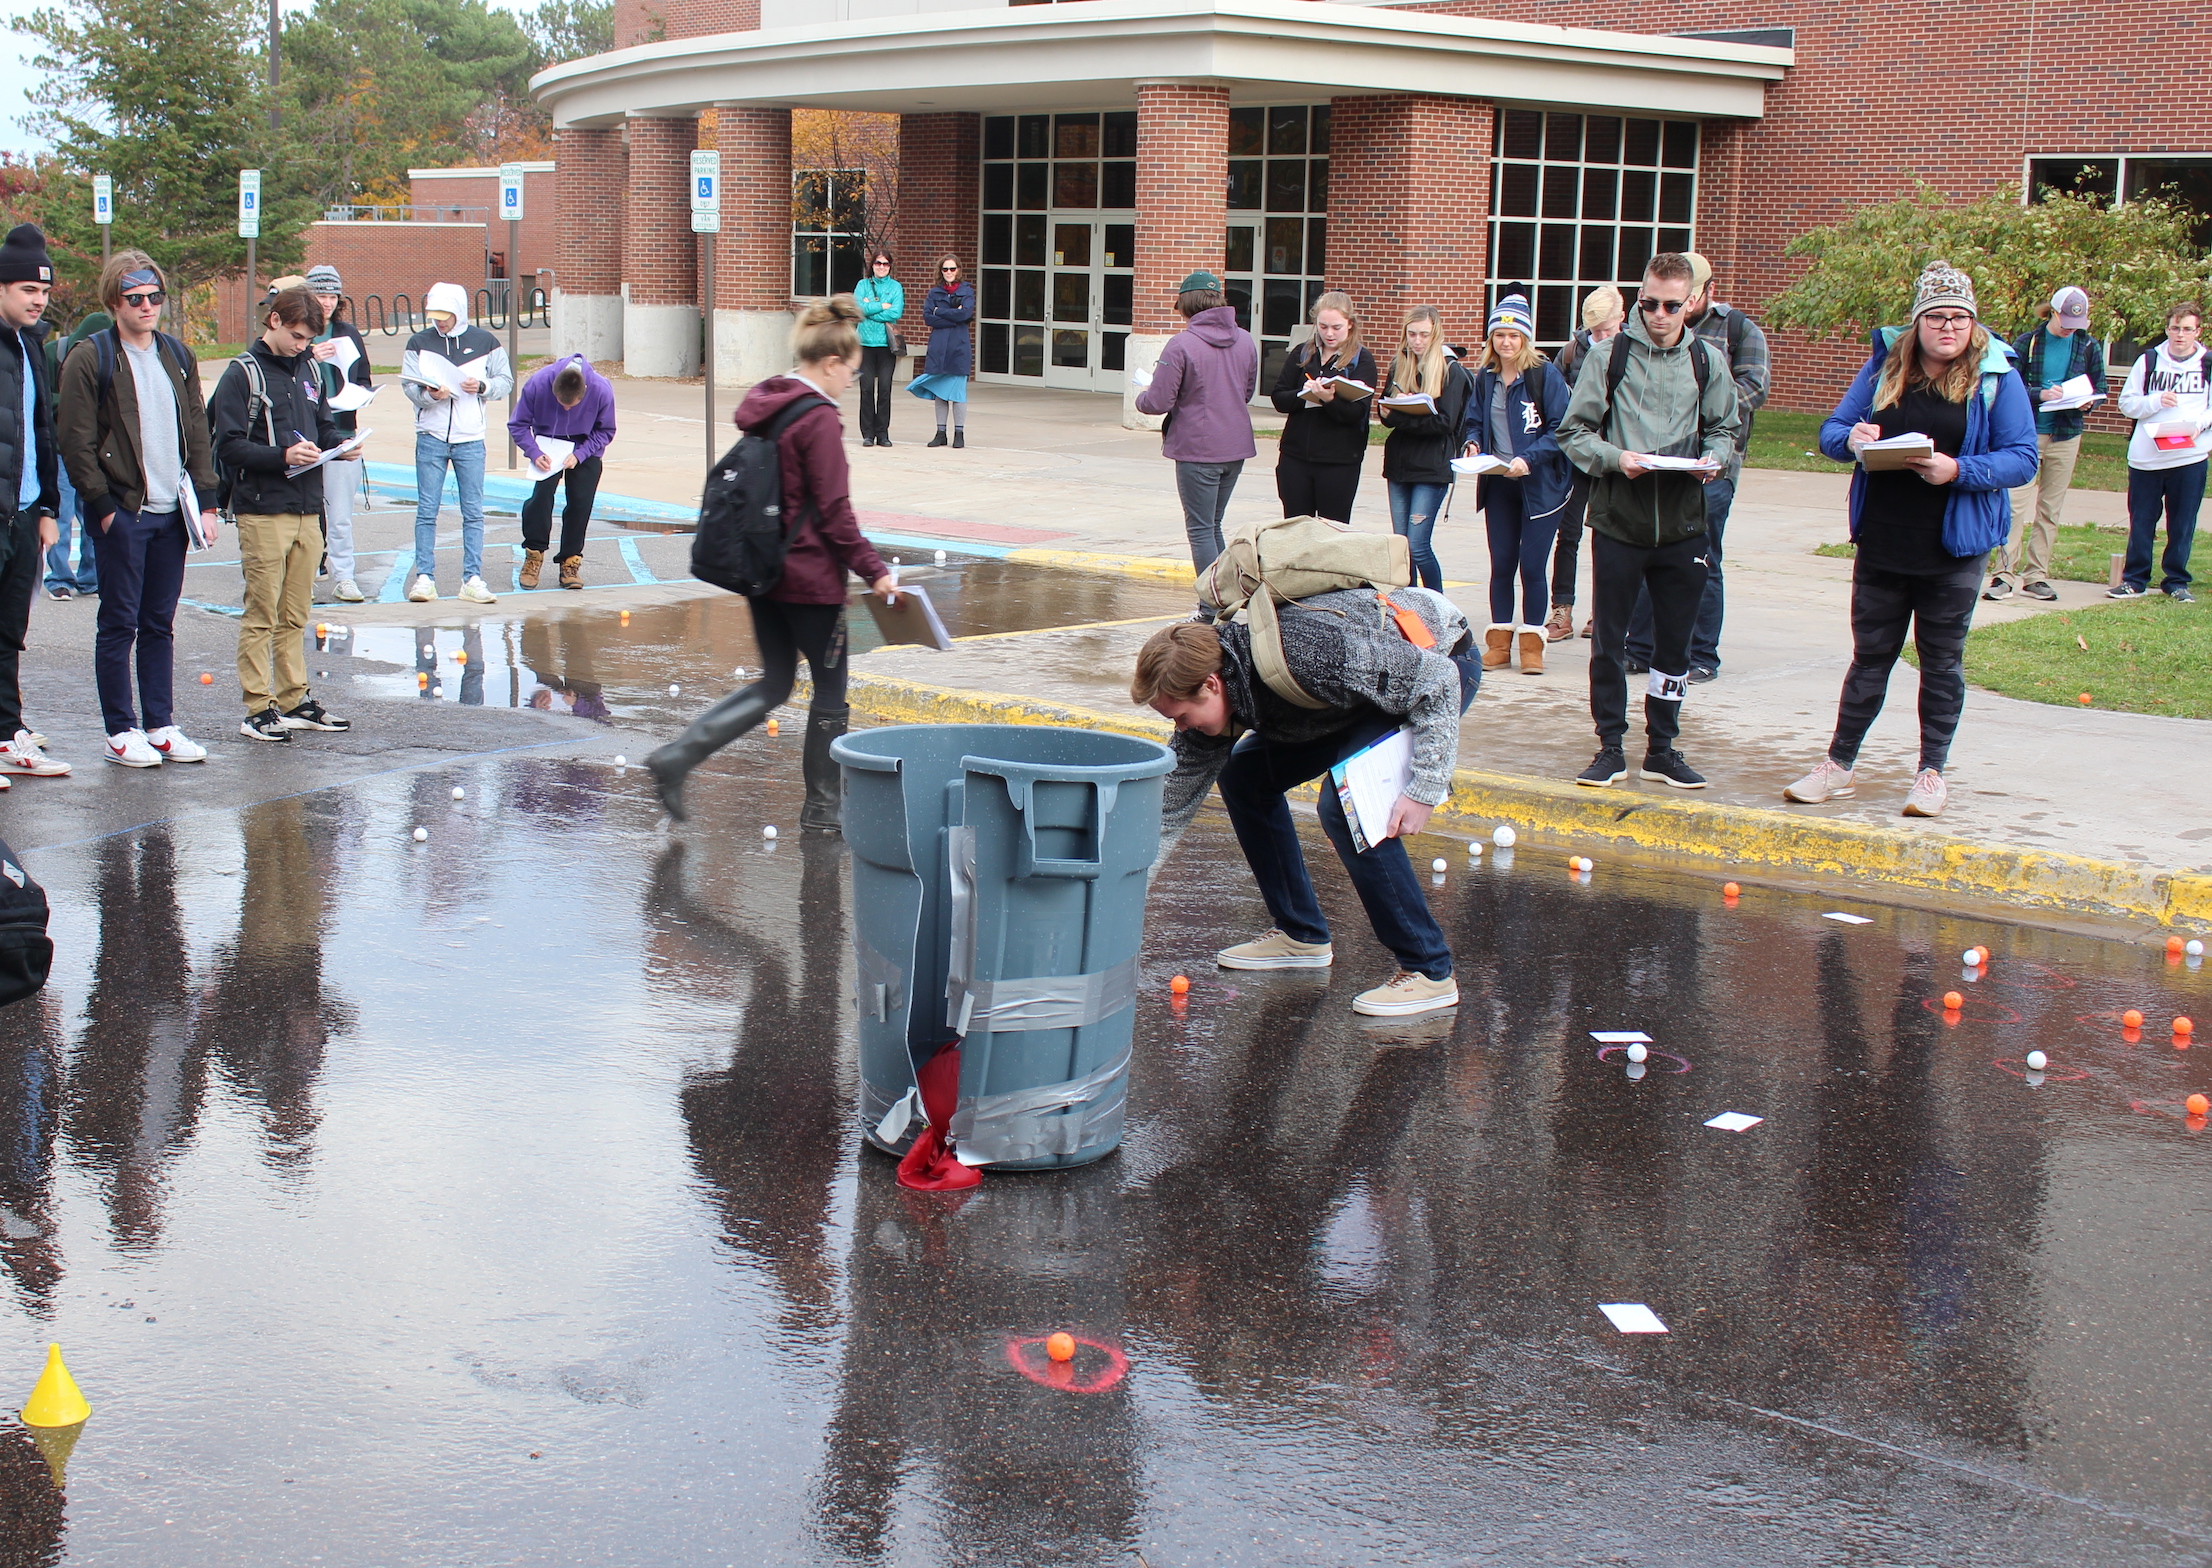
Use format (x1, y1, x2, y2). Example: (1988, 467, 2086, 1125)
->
(0, 226, 53, 285)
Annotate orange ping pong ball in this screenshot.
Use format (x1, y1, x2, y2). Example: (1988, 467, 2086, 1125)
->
(1045, 1333, 1076, 1363)
(619, 610, 630, 623)
(199, 672, 214, 684)
(1722, 882, 1740, 898)
(1942, 991, 1963, 1011)
(2176, 1016, 2195, 1037)
(2188, 1094, 2211, 1117)
(766, 718, 779, 736)
(2169, 935, 2186, 954)
(1170, 975, 1190, 995)
(2123, 1009, 2144, 1029)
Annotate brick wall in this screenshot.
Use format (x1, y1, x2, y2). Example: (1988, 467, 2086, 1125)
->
(665, 0, 756, 37)
(1396, 0, 2212, 411)
(556, 127, 626, 297)
(625, 116, 699, 308)
(717, 105, 795, 311)
(1134, 82, 1229, 337)
(1327, 94, 1492, 350)
(896, 112, 982, 331)
(408, 168, 558, 294)
(219, 222, 488, 341)
(613, 0, 666, 47)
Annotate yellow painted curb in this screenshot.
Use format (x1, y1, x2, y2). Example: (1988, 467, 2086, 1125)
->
(1003, 547, 1194, 584)
(842, 670, 2212, 929)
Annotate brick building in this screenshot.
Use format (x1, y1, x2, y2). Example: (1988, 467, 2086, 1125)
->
(529, 0, 2212, 417)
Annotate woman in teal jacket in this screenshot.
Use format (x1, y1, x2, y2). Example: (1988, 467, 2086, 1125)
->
(854, 250, 904, 446)
(1786, 260, 2038, 821)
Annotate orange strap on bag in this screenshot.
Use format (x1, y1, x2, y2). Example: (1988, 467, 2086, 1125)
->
(1385, 594, 1436, 649)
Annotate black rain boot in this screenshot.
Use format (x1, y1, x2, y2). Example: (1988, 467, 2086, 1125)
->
(644, 686, 774, 822)
(928, 429, 948, 448)
(799, 704, 850, 834)
(952, 429, 965, 448)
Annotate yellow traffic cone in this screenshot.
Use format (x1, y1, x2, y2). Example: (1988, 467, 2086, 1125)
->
(26, 1419, 82, 1490)
(21, 1344, 89, 1428)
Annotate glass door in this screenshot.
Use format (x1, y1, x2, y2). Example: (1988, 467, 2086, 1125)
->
(1041, 217, 1135, 392)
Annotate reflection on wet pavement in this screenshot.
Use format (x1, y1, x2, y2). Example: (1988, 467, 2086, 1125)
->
(0, 708, 2207, 1563)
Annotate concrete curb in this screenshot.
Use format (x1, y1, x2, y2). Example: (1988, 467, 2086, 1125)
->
(840, 668, 2212, 931)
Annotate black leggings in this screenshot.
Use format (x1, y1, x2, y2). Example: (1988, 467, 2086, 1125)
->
(1550, 469, 1590, 606)
(1275, 454, 1361, 523)
(750, 598, 849, 713)
(857, 346, 896, 440)
(1827, 558, 1982, 774)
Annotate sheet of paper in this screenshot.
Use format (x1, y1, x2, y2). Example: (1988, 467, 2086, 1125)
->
(1590, 1030, 1652, 1044)
(1704, 1112, 1764, 1132)
(2041, 373, 2101, 411)
(531, 435, 576, 468)
(325, 336, 360, 374)
(860, 583, 953, 652)
(2152, 418, 2207, 450)
(1637, 453, 1719, 472)
(1857, 433, 1935, 471)
(1822, 911, 1873, 925)
(409, 351, 488, 397)
(1598, 1303, 1668, 1334)
(1329, 726, 1414, 853)
(1128, 367, 1153, 390)
(1451, 454, 1508, 476)
(285, 430, 370, 478)
(327, 381, 378, 413)
(1379, 392, 1436, 414)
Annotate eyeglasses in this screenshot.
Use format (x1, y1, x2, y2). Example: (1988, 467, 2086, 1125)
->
(120, 290, 166, 308)
(1636, 296, 1686, 316)
(1921, 313, 1975, 331)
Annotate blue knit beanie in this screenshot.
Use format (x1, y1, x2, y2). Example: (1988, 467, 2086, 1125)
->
(1487, 293, 1534, 338)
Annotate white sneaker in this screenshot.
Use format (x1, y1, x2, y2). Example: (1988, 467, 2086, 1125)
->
(407, 575, 437, 603)
(459, 576, 496, 604)
(0, 730, 70, 776)
(104, 729, 162, 767)
(1782, 756, 1855, 804)
(333, 579, 365, 603)
(1902, 769, 1948, 818)
(146, 725, 208, 763)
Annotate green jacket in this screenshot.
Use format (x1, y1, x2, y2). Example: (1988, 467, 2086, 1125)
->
(855, 276, 904, 350)
(1556, 310, 1740, 548)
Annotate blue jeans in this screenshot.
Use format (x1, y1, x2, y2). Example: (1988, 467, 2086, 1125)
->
(1215, 644, 1482, 980)
(88, 507, 186, 735)
(1388, 481, 1449, 591)
(44, 467, 96, 593)
(413, 433, 487, 585)
(2124, 461, 2207, 593)
(1627, 475, 1735, 669)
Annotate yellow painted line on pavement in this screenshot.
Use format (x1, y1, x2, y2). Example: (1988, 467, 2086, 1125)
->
(949, 612, 1186, 647)
(1004, 547, 1195, 583)
(840, 670, 2212, 930)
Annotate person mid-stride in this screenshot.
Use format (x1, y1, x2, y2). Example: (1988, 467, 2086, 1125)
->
(1131, 587, 1480, 1019)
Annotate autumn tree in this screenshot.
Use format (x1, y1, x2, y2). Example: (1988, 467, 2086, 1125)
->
(792, 109, 900, 267)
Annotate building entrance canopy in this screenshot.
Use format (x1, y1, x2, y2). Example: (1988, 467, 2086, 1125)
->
(531, 0, 1790, 126)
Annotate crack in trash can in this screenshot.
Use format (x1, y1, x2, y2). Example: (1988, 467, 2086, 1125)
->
(832, 724, 1173, 1172)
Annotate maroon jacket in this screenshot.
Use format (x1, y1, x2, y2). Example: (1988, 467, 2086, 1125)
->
(735, 376, 887, 604)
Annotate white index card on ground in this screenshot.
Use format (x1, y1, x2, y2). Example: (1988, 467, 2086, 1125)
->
(1599, 1303, 1668, 1334)
(1704, 1112, 1764, 1132)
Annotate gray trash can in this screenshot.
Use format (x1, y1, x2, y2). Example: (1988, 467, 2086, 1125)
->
(832, 724, 1173, 1171)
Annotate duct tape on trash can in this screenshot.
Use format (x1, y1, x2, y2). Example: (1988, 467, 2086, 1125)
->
(951, 1046, 1131, 1166)
(852, 931, 907, 1024)
(942, 825, 1139, 1034)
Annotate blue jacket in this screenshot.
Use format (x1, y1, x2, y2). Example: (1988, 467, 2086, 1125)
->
(922, 282, 975, 378)
(1819, 326, 2040, 558)
(855, 276, 904, 350)
(2008, 323, 2106, 442)
(1462, 359, 1573, 522)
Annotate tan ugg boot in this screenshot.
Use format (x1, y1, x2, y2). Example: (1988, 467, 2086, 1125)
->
(519, 548, 544, 589)
(1483, 626, 1513, 668)
(1518, 630, 1545, 674)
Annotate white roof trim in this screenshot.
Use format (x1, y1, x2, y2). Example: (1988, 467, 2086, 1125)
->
(531, 0, 1790, 127)
(409, 163, 558, 179)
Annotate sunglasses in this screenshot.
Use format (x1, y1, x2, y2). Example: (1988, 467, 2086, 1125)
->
(941, 265, 960, 273)
(120, 290, 166, 308)
(1636, 296, 1686, 316)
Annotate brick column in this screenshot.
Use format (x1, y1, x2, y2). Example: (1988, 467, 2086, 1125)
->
(713, 104, 794, 387)
(553, 126, 626, 362)
(624, 114, 701, 378)
(895, 113, 981, 383)
(1328, 95, 1490, 349)
(1128, 80, 1228, 428)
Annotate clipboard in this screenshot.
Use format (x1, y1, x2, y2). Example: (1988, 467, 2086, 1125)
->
(860, 584, 952, 651)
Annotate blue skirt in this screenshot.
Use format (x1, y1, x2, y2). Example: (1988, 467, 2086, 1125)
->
(908, 372, 969, 403)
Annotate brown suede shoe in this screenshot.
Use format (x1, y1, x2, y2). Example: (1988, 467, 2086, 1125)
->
(519, 548, 544, 589)
(1518, 630, 1545, 674)
(559, 557, 583, 590)
(1544, 604, 1574, 642)
(1482, 626, 1513, 668)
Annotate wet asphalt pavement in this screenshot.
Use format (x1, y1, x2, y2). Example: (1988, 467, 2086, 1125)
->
(0, 562, 2207, 1565)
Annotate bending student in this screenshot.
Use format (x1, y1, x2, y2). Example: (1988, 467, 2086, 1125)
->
(1131, 588, 1478, 1019)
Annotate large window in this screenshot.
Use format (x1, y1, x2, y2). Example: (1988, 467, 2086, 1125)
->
(1487, 107, 1699, 348)
(792, 168, 866, 298)
(1224, 103, 1331, 393)
(2028, 155, 2212, 248)
(978, 111, 1137, 387)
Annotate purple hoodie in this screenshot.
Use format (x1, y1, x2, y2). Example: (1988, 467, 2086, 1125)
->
(508, 353, 617, 465)
(1134, 305, 1258, 463)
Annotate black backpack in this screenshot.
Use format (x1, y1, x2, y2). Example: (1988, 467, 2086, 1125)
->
(690, 396, 830, 597)
(0, 839, 52, 1009)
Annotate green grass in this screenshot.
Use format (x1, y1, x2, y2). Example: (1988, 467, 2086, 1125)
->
(1747, 409, 2132, 490)
(1819, 514, 2212, 587)
(1953, 596, 2212, 716)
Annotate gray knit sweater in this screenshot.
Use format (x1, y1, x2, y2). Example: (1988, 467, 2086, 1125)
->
(1159, 586, 1471, 846)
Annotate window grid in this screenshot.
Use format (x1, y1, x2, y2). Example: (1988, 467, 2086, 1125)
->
(1224, 103, 1332, 394)
(792, 168, 866, 299)
(2026, 154, 2212, 250)
(978, 111, 1138, 379)
(1485, 107, 1698, 349)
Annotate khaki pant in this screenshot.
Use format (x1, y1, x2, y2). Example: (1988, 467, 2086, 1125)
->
(1994, 432, 2079, 586)
(236, 511, 319, 714)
